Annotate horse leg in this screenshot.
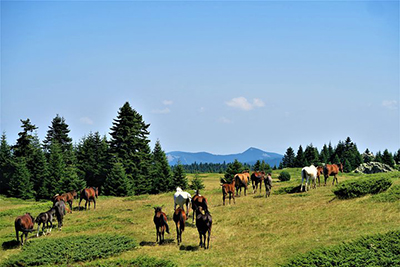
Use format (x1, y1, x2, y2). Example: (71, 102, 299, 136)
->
(69, 201, 73, 212)
(93, 198, 96, 210)
(199, 232, 202, 247)
(36, 223, 41, 237)
(176, 225, 179, 245)
(232, 192, 235, 204)
(207, 230, 210, 249)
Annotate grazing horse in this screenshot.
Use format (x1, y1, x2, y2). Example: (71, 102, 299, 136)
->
(323, 164, 341, 186)
(251, 171, 265, 194)
(153, 207, 170, 244)
(79, 187, 98, 210)
(15, 213, 35, 245)
(52, 194, 72, 214)
(264, 173, 273, 198)
(300, 165, 318, 192)
(234, 171, 250, 196)
(174, 187, 191, 215)
(53, 200, 66, 230)
(35, 208, 55, 237)
(195, 207, 212, 249)
(221, 179, 236, 205)
(61, 190, 76, 211)
(191, 190, 209, 223)
(173, 208, 186, 245)
(316, 166, 324, 186)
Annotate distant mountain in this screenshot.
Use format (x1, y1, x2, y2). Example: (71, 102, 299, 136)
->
(166, 147, 283, 167)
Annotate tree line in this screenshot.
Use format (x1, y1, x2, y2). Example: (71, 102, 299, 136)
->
(280, 137, 400, 172)
(0, 102, 188, 199)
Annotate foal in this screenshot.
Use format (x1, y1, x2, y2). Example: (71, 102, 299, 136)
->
(153, 207, 170, 244)
(173, 208, 186, 245)
(191, 190, 208, 222)
(35, 208, 56, 237)
(195, 207, 212, 249)
(221, 179, 236, 205)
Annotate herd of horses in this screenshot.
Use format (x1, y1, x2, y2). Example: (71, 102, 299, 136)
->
(14, 163, 343, 248)
(14, 187, 98, 245)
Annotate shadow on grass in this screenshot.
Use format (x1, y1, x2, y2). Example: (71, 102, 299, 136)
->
(185, 221, 197, 228)
(2, 240, 19, 250)
(179, 245, 199, 251)
(252, 195, 264, 199)
(139, 241, 156, 246)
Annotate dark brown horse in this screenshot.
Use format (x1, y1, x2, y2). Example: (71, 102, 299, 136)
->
(316, 166, 324, 186)
(234, 171, 250, 196)
(191, 190, 208, 222)
(79, 187, 98, 210)
(15, 213, 35, 245)
(251, 171, 265, 194)
(53, 190, 76, 213)
(221, 179, 236, 205)
(323, 164, 341, 185)
(264, 173, 273, 198)
(35, 208, 55, 237)
(173, 208, 186, 245)
(153, 207, 170, 244)
(195, 207, 212, 249)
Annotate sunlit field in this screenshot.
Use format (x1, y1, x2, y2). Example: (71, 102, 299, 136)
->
(1, 169, 399, 266)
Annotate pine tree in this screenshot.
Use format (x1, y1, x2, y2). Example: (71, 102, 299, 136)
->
(104, 161, 130, 196)
(172, 161, 188, 190)
(333, 154, 341, 165)
(295, 145, 306, 167)
(304, 144, 319, 165)
(190, 172, 205, 190)
(394, 149, 400, 165)
(363, 148, 373, 163)
(30, 141, 50, 200)
(43, 115, 73, 153)
(320, 144, 329, 164)
(224, 159, 243, 182)
(382, 149, 394, 167)
(0, 133, 13, 195)
(343, 159, 352, 173)
(375, 151, 383, 163)
(13, 119, 37, 158)
(150, 140, 173, 193)
(260, 160, 271, 173)
(47, 142, 65, 195)
(253, 160, 261, 171)
(8, 157, 34, 199)
(282, 147, 295, 168)
(109, 102, 153, 195)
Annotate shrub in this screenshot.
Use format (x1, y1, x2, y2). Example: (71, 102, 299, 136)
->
(332, 176, 392, 199)
(278, 171, 291, 182)
(2, 235, 136, 266)
(284, 230, 400, 266)
(371, 184, 400, 202)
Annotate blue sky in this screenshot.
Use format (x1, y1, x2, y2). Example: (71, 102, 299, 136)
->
(1, 1, 399, 155)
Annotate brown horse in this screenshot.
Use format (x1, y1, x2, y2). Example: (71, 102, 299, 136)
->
(191, 190, 209, 223)
(316, 166, 324, 186)
(323, 164, 340, 186)
(264, 173, 273, 198)
(234, 171, 250, 196)
(15, 213, 35, 245)
(221, 179, 236, 205)
(79, 187, 98, 210)
(53, 190, 76, 212)
(195, 207, 212, 249)
(173, 208, 186, 245)
(251, 171, 265, 194)
(153, 207, 170, 244)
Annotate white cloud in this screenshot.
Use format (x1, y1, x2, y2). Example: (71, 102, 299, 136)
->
(382, 100, 398, 110)
(80, 117, 94, 125)
(152, 108, 171, 114)
(219, 116, 232, 124)
(226, 97, 265, 111)
(163, 100, 173, 105)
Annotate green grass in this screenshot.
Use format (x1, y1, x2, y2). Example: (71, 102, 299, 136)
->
(1, 169, 400, 266)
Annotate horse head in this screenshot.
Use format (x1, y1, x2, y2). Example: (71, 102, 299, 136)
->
(176, 187, 183, 192)
(154, 207, 162, 214)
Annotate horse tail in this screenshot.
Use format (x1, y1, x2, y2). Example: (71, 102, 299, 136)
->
(15, 218, 34, 233)
(180, 211, 185, 232)
(162, 214, 170, 234)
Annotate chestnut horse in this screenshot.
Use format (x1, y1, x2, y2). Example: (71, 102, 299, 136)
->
(251, 171, 265, 194)
(221, 179, 236, 205)
(15, 213, 35, 245)
(173, 208, 186, 245)
(316, 166, 324, 186)
(191, 190, 208, 223)
(323, 164, 341, 186)
(234, 170, 250, 196)
(53, 190, 76, 213)
(153, 207, 170, 244)
(79, 187, 98, 210)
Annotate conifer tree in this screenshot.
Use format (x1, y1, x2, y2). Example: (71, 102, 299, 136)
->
(104, 161, 130, 196)
(172, 161, 188, 190)
(224, 159, 243, 182)
(13, 119, 37, 158)
(282, 147, 295, 167)
(319, 144, 329, 164)
(394, 149, 400, 165)
(304, 144, 319, 165)
(0, 133, 13, 195)
(150, 140, 173, 193)
(374, 151, 383, 163)
(333, 154, 341, 165)
(43, 115, 73, 153)
(190, 172, 205, 191)
(363, 148, 373, 163)
(46, 142, 65, 195)
(382, 149, 394, 167)
(253, 160, 261, 171)
(30, 140, 50, 200)
(8, 157, 34, 199)
(295, 145, 306, 167)
(260, 160, 272, 173)
(343, 159, 352, 173)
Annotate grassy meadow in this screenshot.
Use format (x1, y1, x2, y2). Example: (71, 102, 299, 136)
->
(1, 169, 400, 266)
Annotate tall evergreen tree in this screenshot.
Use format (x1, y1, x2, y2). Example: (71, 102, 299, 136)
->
(295, 145, 306, 167)
(374, 151, 383, 163)
(382, 149, 394, 167)
(172, 161, 188, 190)
(363, 148, 373, 163)
(253, 160, 261, 171)
(319, 144, 329, 164)
(29, 137, 50, 200)
(0, 133, 13, 195)
(150, 140, 173, 193)
(8, 157, 34, 199)
(46, 142, 65, 195)
(224, 159, 243, 182)
(394, 149, 400, 165)
(304, 144, 319, 165)
(109, 102, 153, 195)
(13, 119, 37, 158)
(260, 160, 272, 173)
(104, 161, 130, 196)
(190, 172, 205, 191)
(43, 115, 73, 153)
(282, 147, 296, 168)
(343, 159, 352, 173)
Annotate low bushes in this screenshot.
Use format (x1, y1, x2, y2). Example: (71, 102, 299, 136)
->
(94, 256, 177, 267)
(2, 235, 136, 267)
(284, 230, 400, 266)
(371, 184, 400, 202)
(332, 176, 392, 199)
(278, 171, 291, 182)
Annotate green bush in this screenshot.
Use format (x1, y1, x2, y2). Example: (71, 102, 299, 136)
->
(2, 235, 136, 266)
(371, 184, 400, 202)
(278, 171, 291, 182)
(284, 230, 400, 266)
(332, 176, 392, 199)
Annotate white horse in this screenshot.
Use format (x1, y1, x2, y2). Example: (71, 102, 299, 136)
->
(174, 187, 192, 215)
(300, 165, 318, 192)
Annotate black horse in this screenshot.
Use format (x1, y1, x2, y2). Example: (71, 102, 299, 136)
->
(35, 208, 56, 237)
(195, 207, 212, 249)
